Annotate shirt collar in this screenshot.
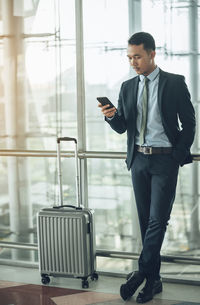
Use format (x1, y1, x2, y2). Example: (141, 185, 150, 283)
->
(139, 66, 160, 82)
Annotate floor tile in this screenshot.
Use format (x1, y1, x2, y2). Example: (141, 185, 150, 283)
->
(52, 291, 199, 305)
(0, 280, 25, 289)
(171, 303, 200, 305)
(0, 266, 200, 304)
(89, 299, 175, 305)
(0, 279, 199, 305)
(52, 291, 120, 305)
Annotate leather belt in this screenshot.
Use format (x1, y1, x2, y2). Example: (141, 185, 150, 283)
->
(136, 145, 173, 155)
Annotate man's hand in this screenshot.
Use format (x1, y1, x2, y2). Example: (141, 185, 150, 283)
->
(98, 103, 117, 118)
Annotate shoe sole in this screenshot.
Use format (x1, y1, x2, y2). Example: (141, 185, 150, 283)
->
(135, 281, 163, 303)
(136, 295, 153, 304)
(136, 286, 162, 304)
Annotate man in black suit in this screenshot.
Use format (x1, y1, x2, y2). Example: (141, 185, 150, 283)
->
(98, 32, 195, 303)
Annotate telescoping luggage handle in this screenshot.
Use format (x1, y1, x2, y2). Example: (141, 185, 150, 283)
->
(55, 137, 81, 209)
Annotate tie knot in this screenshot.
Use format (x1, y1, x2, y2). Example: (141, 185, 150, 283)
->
(144, 76, 149, 83)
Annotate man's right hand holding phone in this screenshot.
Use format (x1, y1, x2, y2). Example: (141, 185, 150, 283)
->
(98, 103, 117, 118)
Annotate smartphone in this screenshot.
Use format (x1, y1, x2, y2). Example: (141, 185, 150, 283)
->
(97, 97, 115, 109)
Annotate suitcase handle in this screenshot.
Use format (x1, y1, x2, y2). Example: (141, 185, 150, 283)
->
(53, 205, 82, 210)
(56, 137, 81, 208)
(57, 137, 77, 144)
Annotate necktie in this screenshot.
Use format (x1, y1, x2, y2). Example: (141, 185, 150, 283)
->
(139, 76, 149, 145)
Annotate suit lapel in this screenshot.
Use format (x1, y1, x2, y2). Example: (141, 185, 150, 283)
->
(132, 76, 139, 108)
(158, 69, 168, 113)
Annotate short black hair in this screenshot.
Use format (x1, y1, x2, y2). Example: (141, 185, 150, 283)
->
(128, 32, 156, 51)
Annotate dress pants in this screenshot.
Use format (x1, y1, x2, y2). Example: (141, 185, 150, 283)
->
(131, 151, 179, 280)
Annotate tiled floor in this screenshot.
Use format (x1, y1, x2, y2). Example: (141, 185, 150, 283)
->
(0, 281, 199, 305)
(0, 265, 200, 305)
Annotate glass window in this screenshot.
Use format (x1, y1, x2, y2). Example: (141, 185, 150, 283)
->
(0, 0, 76, 152)
(0, 155, 76, 262)
(83, 0, 129, 152)
(88, 158, 140, 252)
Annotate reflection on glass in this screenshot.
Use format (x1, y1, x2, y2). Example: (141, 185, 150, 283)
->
(88, 159, 199, 258)
(88, 158, 139, 253)
(0, 0, 77, 152)
(0, 156, 76, 262)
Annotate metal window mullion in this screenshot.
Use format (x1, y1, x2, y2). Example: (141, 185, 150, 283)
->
(75, 0, 88, 207)
(189, 0, 200, 248)
(128, 0, 141, 78)
(128, 0, 142, 266)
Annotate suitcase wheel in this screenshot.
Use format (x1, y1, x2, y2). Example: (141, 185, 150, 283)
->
(41, 275, 50, 285)
(91, 272, 98, 281)
(82, 279, 89, 289)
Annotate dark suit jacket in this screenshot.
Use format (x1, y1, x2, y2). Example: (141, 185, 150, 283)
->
(106, 69, 196, 170)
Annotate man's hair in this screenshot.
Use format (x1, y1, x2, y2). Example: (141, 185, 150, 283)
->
(128, 32, 156, 51)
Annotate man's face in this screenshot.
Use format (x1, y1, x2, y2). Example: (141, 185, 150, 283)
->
(127, 43, 156, 76)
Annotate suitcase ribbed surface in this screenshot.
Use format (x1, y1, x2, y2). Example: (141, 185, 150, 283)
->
(38, 214, 89, 276)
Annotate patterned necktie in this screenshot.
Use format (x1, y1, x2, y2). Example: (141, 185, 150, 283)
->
(139, 76, 149, 145)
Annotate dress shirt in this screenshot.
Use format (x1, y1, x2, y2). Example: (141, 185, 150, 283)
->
(135, 66, 172, 147)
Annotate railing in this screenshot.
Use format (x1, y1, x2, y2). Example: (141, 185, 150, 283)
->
(0, 240, 200, 263)
(0, 149, 200, 160)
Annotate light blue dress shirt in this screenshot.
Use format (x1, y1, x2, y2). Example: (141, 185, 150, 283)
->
(135, 66, 172, 147)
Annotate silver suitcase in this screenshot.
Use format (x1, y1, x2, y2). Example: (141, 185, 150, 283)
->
(37, 137, 98, 288)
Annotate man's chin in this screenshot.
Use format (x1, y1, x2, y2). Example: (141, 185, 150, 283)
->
(134, 70, 142, 75)
(133, 67, 141, 74)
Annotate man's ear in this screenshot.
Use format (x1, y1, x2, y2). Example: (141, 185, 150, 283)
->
(151, 50, 156, 59)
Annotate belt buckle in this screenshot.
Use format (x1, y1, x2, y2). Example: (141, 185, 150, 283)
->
(143, 147, 152, 155)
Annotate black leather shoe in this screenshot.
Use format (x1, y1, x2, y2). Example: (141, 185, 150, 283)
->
(120, 271, 145, 301)
(127, 273, 162, 294)
(136, 279, 163, 303)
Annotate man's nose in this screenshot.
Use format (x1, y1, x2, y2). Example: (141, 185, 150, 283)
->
(130, 58, 136, 66)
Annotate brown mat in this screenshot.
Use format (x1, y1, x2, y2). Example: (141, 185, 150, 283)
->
(0, 283, 85, 305)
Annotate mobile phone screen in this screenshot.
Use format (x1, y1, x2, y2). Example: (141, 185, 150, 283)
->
(97, 97, 115, 109)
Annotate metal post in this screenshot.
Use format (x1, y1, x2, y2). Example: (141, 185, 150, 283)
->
(128, 0, 142, 35)
(75, 0, 88, 207)
(188, 0, 200, 249)
(128, 0, 142, 80)
(128, 0, 142, 267)
(2, 0, 33, 259)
